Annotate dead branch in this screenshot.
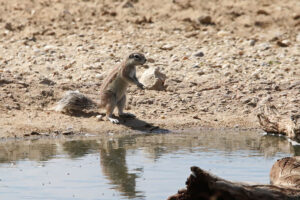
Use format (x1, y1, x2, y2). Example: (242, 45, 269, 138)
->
(257, 104, 300, 141)
(167, 166, 300, 200)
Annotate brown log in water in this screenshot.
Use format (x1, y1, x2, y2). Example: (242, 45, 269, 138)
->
(167, 164, 300, 200)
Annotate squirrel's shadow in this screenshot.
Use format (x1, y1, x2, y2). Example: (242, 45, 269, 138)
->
(65, 110, 101, 118)
(117, 116, 169, 133)
(66, 111, 169, 133)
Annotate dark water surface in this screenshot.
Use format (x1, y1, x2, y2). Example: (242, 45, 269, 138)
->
(0, 130, 297, 200)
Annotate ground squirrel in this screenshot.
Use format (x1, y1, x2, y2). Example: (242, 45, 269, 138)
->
(55, 53, 147, 124)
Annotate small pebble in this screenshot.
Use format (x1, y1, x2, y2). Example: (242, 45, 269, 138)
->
(193, 52, 204, 57)
(296, 33, 300, 42)
(160, 44, 174, 50)
(277, 40, 290, 47)
(224, 71, 231, 76)
(198, 16, 212, 25)
(197, 70, 205, 76)
(259, 43, 271, 50)
(257, 10, 269, 15)
(147, 58, 155, 63)
(249, 39, 256, 46)
(95, 74, 104, 80)
(217, 30, 230, 37)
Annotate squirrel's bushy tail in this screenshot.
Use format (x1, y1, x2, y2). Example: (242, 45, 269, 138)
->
(54, 90, 98, 112)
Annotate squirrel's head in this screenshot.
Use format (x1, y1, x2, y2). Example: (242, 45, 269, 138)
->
(127, 53, 147, 65)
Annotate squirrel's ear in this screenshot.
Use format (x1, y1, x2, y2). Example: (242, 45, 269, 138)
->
(129, 54, 134, 59)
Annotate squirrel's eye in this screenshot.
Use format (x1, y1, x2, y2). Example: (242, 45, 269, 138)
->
(134, 54, 140, 59)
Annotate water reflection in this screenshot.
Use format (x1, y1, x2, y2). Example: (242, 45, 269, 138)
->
(0, 140, 57, 162)
(259, 134, 295, 157)
(0, 130, 297, 199)
(99, 138, 141, 199)
(63, 140, 99, 158)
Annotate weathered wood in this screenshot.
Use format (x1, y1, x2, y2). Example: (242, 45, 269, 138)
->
(167, 165, 300, 200)
(270, 157, 300, 189)
(257, 104, 300, 141)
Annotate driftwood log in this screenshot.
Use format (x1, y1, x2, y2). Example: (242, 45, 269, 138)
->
(257, 104, 300, 141)
(167, 157, 300, 200)
(270, 157, 300, 189)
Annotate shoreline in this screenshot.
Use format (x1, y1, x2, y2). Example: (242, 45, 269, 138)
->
(0, 110, 261, 140)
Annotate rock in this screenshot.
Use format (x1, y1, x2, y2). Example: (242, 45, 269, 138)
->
(293, 14, 300, 20)
(160, 44, 175, 50)
(258, 42, 271, 50)
(249, 39, 257, 46)
(224, 71, 231, 76)
(296, 33, 300, 42)
(63, 61, 76, 70)
(140, 67, 167, 91)
(4, 23, 14, 31)
(30, 131, 40, 136)
(147, 58, 155, 63)
(39, 77, 56, 85)
(193, 51, 204, 57)
(277, 40, 290, 47)
(217, 30, 230, 37)
(135, 16, 152, 24)
(197, 70, 205, 76)
(198, 16, 213, 25)
(62, 131, 74, 135)
(95, 73, 104, 80)
(43, 45, 57, 51)
(257, 10, 269, 15)
(251, 70, 260, 79)
(41, 89, 54, 97)
(122, 1, 134, 8)
(243, 97, 258, 107)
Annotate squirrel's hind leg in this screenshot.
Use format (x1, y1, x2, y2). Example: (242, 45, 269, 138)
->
(117, 95, 135, 118)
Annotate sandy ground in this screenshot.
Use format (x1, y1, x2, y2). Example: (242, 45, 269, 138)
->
(0, 0, 299, 138)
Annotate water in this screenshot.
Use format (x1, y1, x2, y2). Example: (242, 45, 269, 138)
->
(0, 129, 298, 200)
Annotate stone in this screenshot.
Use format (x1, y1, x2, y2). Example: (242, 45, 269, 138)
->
(197, 70, 205, 76)
(249, 39, 256, 46)
(147, 58, 155, 63)
(297, 33, 300, 42)
(39, 77, 56, 85)
(277, 40, 290, 47)
(193, 51, 204, 57)
(160, 44, 175, 50)
(257, 10, 269, 15)
(140, 67, 167, 91)
(217, 30, 230, 37)
(198, 16, 213, 25)
(259, 42, 271, 50)
(224, 71, 231, 76)
(95, 73, 104, 80)
(4, 23, 14, 31)
(122, 1, 134, 8)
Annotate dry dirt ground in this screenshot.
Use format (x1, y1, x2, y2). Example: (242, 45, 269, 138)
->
(0, 0, 299, 138)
